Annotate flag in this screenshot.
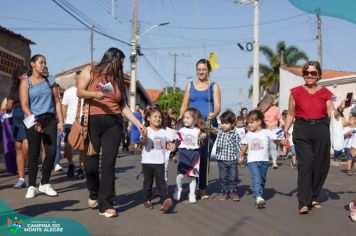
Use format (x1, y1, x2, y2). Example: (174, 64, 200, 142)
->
(208, 52, 220, 71)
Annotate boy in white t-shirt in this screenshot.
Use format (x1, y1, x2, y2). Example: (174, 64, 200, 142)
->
(239, 110, 277, 209)
(344, 112, 356, 175)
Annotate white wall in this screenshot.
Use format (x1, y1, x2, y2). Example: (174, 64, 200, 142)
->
(279, 68, 304, 111)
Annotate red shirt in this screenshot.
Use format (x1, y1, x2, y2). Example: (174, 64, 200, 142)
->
(291, 86, 333, 120)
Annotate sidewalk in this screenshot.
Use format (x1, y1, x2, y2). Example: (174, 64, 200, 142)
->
(0, 153, 355, 236)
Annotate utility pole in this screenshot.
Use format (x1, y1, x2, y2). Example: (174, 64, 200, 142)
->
(130, 0, 138, 111)
(252, 0, 260, 108)
(316, 10, 322, 69)
(90, 26, 94, 65)
(169, 53, 178, 92)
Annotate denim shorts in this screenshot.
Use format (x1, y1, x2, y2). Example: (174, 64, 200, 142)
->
(12, 106, 26, 141)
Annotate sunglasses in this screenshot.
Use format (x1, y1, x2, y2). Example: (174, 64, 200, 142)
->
(303, 71, 318, 77)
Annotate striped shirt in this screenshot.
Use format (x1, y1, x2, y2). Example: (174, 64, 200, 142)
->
(215, 129, 241, 161)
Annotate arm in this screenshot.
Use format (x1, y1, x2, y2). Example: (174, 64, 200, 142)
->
(284, 94, 296, 137)
(62, 104, 67, 123)
(122, 104, 145, 131)
(208, 83, 221, 120)
(238, 144, 248, 163)
(19, 79, 32, 117)
(52, 85, 64, 132)
(5, 99, 14, 112)
(326, 99, 345, 118)
(76, 65, 103, 99)
(179, 82, 191, 118)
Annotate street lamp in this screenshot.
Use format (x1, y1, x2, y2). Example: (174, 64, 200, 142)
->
(235, 0, 260, 108)
(129, 21, 170, 111)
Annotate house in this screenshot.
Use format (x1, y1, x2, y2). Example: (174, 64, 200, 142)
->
(279, 66, 356, 116)
(0, 26, 34, 101)
(55, 63, 152, 108)
(145, 89, 162, 104)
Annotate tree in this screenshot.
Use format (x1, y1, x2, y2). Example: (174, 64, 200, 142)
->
(156, 87, 184, 117)
(247, 40, 309, 97)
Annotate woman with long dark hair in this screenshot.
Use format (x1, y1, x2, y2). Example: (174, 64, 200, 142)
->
(20, 54, 64, 199)
(180, 59, 221, 199)
(6, 66, 29, 189)
(77, 47, 145, 218)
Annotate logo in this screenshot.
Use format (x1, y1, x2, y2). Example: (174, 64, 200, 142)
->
(7, 216, 24, 234)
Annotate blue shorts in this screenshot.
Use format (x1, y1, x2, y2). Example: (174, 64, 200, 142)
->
(12, 106, 26, 141)
(290, 145, 296, 156)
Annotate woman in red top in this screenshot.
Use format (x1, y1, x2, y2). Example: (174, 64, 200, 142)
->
(284, 61, 345, 214)
(77, 48, 145, 218)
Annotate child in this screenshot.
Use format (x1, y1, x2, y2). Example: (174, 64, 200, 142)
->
(215, 111, 241, 201)
(288, 120, 297, 169)
(238, 110, 277, 209)
(164, 115, 178, 184)
(236, 115, 247, 166)
(173, 108, 206, 204)
(343, 112, 356, 175)
(141, 108, 174, 212)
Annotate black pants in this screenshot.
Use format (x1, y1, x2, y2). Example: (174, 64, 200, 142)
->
(199, 133, 216, 190)
(293, 119, 330, 208)
(84, 114, 123, 213)
(25, 114, 57, 187)
(142, 163, 167, 204)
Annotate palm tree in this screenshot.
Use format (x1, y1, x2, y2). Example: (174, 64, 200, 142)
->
(247, 40, 309, 97)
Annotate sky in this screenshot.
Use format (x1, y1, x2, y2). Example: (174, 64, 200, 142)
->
(1, 0, 356, 113)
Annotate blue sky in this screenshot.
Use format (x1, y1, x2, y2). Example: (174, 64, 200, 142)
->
(1, 0, 356, 112)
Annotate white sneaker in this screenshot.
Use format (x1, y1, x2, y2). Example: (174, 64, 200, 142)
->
(188, 194, 197, 204)
(256, 196, 266, 209)
(25, 186, 38, 199)
(38, 184, 58, 196)
(54, 164, 63, 172)
(173, 188, 182, 201)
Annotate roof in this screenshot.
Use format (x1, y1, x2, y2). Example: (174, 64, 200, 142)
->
(145, 89, 162, 102)
(282, 66, 356, 79)
(0, 26, 35, 44)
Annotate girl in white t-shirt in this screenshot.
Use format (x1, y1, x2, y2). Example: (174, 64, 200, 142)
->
(344, 112, 356, 175)
(141, 108, 175, 212)
(173, 108, 206, 204)
(239, 110, 277, 209)
(164, 115, 178, 184)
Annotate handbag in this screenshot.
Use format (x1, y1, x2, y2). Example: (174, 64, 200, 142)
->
(330, 111, 344, 151)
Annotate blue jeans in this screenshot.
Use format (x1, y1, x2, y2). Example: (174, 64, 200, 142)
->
(218, 160, 238, 193)
(247, 161, 269, 198)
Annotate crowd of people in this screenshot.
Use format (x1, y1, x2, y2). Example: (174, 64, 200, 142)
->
(1, 50, 356, 219)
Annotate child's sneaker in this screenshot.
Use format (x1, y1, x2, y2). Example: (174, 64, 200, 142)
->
(188, 194, 197, 204)
(14, 179, 26, 189)
(349, 201, 356, 222)
(173, 188, 182, 201)
(256, 196, 266, 209)
(143, 200, 154, 209)
(160, 198, 172, 212)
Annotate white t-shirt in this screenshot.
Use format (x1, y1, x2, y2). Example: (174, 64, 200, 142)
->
(350, 134, 356, 148)
(288, 126, 294, 146)
(343, 126, 356, 148)
(62, 86, 80, 124)
(241, 129, 276, 163)
(141, 127, 169, 164)
(178, 127, 200, 150)
(235, 127, 246, 139)
(165, 127, 178, 160)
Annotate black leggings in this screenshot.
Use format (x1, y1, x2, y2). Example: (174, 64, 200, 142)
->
(26, 114, 57, 187)
(84, 114, 123, 212)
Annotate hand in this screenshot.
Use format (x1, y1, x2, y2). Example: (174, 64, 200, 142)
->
(238, 156, 244, 164)
(35, 123, 44, 133)
(207, 112, 215, 120)
(140, 126, 147, 137)
(57, 122, 64, 133)
(95, 91, 104, 100)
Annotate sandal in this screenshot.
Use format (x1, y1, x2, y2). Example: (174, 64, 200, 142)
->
(99, 209, 118, 218)
(88, 198, 98, 209)
(199, 190, 210, 199)
(299, 206, 309, 214)
(312, 201, 322, 209)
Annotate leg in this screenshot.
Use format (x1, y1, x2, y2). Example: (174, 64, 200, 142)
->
(54, 132, 62, 166)
(247, 162, 263, 198)
(228, 161, 238, 193)
(153, 164, 167, 204)
(41, 117, 57, 185)
(218, 161, 229, 194)
(259, 162, 269, 197)
(15, 141, 26, 178)
(98, 115, 122, 212)
(25, 126, 42, 187)
(142, 164, 154, 202)
(270, 140, 278, 168)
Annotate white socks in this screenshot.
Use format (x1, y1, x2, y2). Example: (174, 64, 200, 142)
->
(176, 174, 196, 196)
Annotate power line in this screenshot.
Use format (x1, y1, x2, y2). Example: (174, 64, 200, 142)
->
(140, 12, 308, 30)
(51, 0, 130, 46)
(142, 55, 171, 87)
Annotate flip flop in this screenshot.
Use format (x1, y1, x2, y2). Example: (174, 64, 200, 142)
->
(299, 206, 309, 214)
(312, 201, 322, 209)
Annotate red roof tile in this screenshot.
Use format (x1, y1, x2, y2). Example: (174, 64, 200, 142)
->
(282, 66, 356, 79)
(145, 89, 162, 102)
